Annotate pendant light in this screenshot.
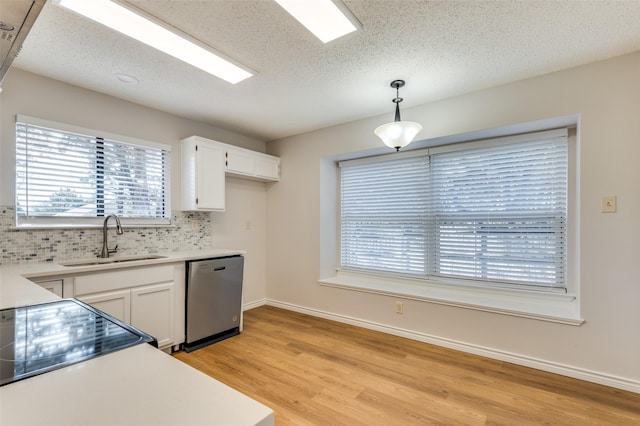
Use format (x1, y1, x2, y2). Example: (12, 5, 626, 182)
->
(374, 80, 422, 151)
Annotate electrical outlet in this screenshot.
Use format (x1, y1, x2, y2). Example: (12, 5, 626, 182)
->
(601, 195, 617, 213)
(395, 301, 403, 314)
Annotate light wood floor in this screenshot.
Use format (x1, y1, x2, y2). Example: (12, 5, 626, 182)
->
(173, 306, 640, 425)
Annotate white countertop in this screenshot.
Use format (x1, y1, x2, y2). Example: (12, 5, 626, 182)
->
(0, 249, 244, 309)
(2, 248, 245, 284)
(1, 344, 273, 426)
(0, 249, 274, 426)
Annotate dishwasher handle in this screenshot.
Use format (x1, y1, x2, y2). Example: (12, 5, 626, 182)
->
(213, 266, 226, 272)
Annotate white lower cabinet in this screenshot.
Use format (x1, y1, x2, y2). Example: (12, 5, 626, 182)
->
(33, 278, 64, 297)
(77, 289, 131, 323)
(77, 283, 174, 348)
(131, 283, 174, 348)
(71, 264, 180, 350)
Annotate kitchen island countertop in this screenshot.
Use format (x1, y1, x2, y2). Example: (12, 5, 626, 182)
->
(0, 249, 274, 426)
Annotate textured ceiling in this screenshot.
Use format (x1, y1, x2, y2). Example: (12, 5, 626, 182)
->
(11, 0, 640, 141)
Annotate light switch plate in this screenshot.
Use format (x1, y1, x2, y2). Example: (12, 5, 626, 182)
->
(601, 195, 617, 213)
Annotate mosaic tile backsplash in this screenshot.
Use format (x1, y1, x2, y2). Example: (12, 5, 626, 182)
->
(0, 206, 212, 265)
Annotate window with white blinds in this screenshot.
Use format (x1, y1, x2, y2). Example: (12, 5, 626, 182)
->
(340, 129, 568, 291)
(341, 155, 429, 274)
(16, 116, 170, 226)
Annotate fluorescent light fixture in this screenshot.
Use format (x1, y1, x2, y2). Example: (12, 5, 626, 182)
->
(53, 0, 253, 84)
(273, 0, 360, 43)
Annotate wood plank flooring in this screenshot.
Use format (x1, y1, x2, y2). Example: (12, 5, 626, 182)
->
(173, 306, 640, 425)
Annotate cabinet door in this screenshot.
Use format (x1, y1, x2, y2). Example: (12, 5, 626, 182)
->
(226, 146, 280, 181)
(254, 154, 280, 180)
(196, 143, 225, 211)
(76, 290, 131, 323)
(131, 282, 175, 348)
(226, 147, 255, 175)
(35, 279, 63, 297)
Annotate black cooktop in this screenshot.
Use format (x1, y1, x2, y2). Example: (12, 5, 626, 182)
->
(0, 299, 156, 386)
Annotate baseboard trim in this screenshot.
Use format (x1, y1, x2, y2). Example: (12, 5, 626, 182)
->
(265, 299, 640, 394)
(243, 298, 267, 312)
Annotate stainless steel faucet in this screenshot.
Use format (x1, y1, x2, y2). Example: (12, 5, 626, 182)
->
(101, 214, 124, 258)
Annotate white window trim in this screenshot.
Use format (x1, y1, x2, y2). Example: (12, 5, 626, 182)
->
(15, 115, 172, 228)
(319, 271, 582, 325)
(339, 128, 569, 289)
(319, 118, 581, 325)
(16, 115, 171, 151)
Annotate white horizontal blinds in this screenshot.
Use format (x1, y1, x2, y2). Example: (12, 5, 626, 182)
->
(16, 121, 168, 219)
(16, 124, 95, 217)
(98, 137, 167, 218)
(430, 134, 568, 288)
(340, 155, 429, 274)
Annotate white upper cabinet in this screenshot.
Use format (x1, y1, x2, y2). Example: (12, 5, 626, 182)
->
(225, 146, 254, 176)
(181, 136, 280, 211)
(226, 145, 280, 181)
(254, 155, 280, 181)
(181, 136, 226, 211)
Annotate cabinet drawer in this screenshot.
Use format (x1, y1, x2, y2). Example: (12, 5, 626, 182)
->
(74, 264, 174, 296)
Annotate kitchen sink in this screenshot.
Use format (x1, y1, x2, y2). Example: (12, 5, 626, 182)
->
(60, 254, 167, 267)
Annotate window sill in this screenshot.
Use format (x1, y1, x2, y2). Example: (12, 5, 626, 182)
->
(319, 271, 584, 326)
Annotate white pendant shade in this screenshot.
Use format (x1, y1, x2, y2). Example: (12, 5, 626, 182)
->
(374, 121, 423, 150)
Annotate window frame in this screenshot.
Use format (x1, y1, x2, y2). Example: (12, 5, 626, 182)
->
(318, 118, 581, 324)
(338, 128, 570, 292)
(337, 128, 575, 296)
(15, 115, 172, 228)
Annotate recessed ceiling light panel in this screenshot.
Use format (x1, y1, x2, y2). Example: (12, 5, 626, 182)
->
(53, 0, 253, 84)
(274, 0, 360, 43)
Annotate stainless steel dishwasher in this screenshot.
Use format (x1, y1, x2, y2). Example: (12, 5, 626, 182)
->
(184, 255, 244, 352)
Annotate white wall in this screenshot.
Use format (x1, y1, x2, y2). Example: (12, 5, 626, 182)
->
(0, 69, 269, 305)
(210, 177, 269, 307)
(265, 52, 640, 391)
(0, 69, 264, 207)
